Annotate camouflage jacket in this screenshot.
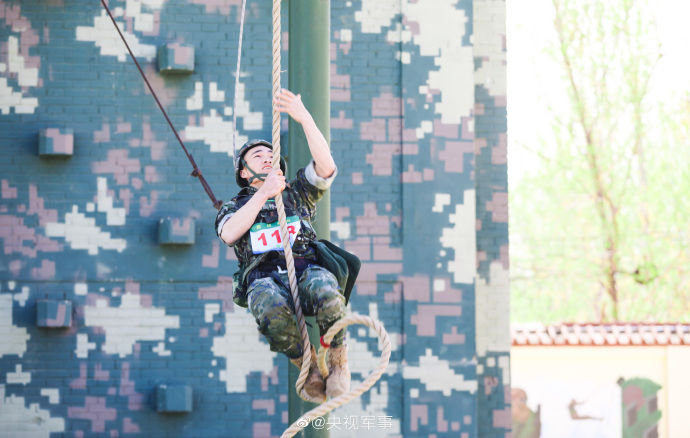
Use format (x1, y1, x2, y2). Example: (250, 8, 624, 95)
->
(215, 161, 337, 307)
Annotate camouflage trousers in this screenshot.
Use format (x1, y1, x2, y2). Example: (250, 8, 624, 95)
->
(247, 265, 346, 359)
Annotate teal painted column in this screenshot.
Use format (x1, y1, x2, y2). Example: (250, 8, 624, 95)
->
(287, 1, 330, 437)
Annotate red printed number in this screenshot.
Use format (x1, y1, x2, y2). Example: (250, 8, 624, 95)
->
(271, 229, 282, 243)
(258, 225, 297, 248)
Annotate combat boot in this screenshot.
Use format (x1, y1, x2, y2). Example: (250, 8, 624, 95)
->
(325, 344, 351, 398)
(289, 345, 326, 403)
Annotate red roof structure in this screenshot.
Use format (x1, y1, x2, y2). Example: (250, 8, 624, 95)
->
(512, 323, 690, 346)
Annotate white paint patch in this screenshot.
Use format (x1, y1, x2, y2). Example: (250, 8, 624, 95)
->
(347, 333, 377, 376)
(432, 193, 451, 213)
(74, 283, 88, 296)
(204, 303, 220, 323)
(45, 205, 127, 255)
(340, 29, 352, 42)
(0, 77, 38, 115)
(152, 341, 171, 356)
(127, 0, 166, 33)
(7, 281, 15, 291)
(97, 263, 112, 277)
(498, 355, 510, 384)
(186, 82, 204, 110)
(433, 279, 445, 292)
(209, 82, 225, 102)
(403, 349, 477, 395)
(76, 11, 157, 62)
(185, 82, 260, 157)
(13, 286, 29, 307)
(415, 119, 433, 139)
(330, 221, 351, 239)
(386, 22, 411, 44)
(0, 37, 39, 113)
(211, 310, 276, 393)
(0, 295, 30, 358)
(347, 334, 399, 377)
(97, 177, 126, 226)
(355, 0, 399, 34)
(233, 82, 262, 131)
(6, 364, 30, 385)
(84, 293, 179, 358)
(0, 385, 65, 437)
(475, 261, 510, 356)
(405, 0, 474, 124)
(440, 190, 477, 284)
(75, 333, 96, 359)
(7, 36, 39, 87)
(474, 0, 507, 97)
(330, 381, 402, 437)
(184, 109, 248, 156)
(40, 388, 60, 404)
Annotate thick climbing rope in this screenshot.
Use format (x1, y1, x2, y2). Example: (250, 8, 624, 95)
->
(266, 0, 315, 404)
(268, 1, 391, 436)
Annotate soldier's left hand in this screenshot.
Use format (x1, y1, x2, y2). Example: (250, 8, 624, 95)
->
(274, 89, 310, 125)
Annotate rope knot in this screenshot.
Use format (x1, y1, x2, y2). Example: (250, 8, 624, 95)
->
(191, 169, 200, 177)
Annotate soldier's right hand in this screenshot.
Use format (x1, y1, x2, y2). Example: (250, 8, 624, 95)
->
(259, 169, 286, 199)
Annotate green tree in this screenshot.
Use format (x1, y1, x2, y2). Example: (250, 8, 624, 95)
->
(510, 0, 690, 322)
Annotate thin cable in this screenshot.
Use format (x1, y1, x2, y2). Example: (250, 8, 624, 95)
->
(232, 0, 248, 164)
(99, 0, 222, 210)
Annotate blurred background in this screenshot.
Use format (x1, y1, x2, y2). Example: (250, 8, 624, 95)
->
(508, 1, 690, 436)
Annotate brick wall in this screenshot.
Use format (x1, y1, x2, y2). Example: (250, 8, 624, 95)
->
(0, 0, 508, 436)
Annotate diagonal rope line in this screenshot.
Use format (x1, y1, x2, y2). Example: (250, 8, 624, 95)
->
(99, 0, 222, 210)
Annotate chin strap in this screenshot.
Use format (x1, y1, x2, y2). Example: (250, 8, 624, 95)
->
(241, 157, 269, 185)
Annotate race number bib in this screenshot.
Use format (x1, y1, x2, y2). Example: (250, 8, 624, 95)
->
(250, 216, 301, 254)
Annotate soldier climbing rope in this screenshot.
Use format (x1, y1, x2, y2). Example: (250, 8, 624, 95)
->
(99, 0, 390, 435)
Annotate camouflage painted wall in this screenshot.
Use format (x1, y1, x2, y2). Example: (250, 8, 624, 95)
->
(0, 0, 508, 437)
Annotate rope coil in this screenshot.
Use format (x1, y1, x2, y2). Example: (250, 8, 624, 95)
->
(282, 314, 392, 438)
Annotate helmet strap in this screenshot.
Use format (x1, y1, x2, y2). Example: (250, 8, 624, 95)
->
(241, 157, 269, 185)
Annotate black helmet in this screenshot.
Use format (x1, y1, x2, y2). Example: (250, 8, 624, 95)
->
(235, 139, 287, 187)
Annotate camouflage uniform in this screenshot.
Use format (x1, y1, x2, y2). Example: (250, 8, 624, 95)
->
(215, 162, 345, 358)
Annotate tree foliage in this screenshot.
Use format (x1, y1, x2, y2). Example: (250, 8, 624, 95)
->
(510, 0, 690, 322)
